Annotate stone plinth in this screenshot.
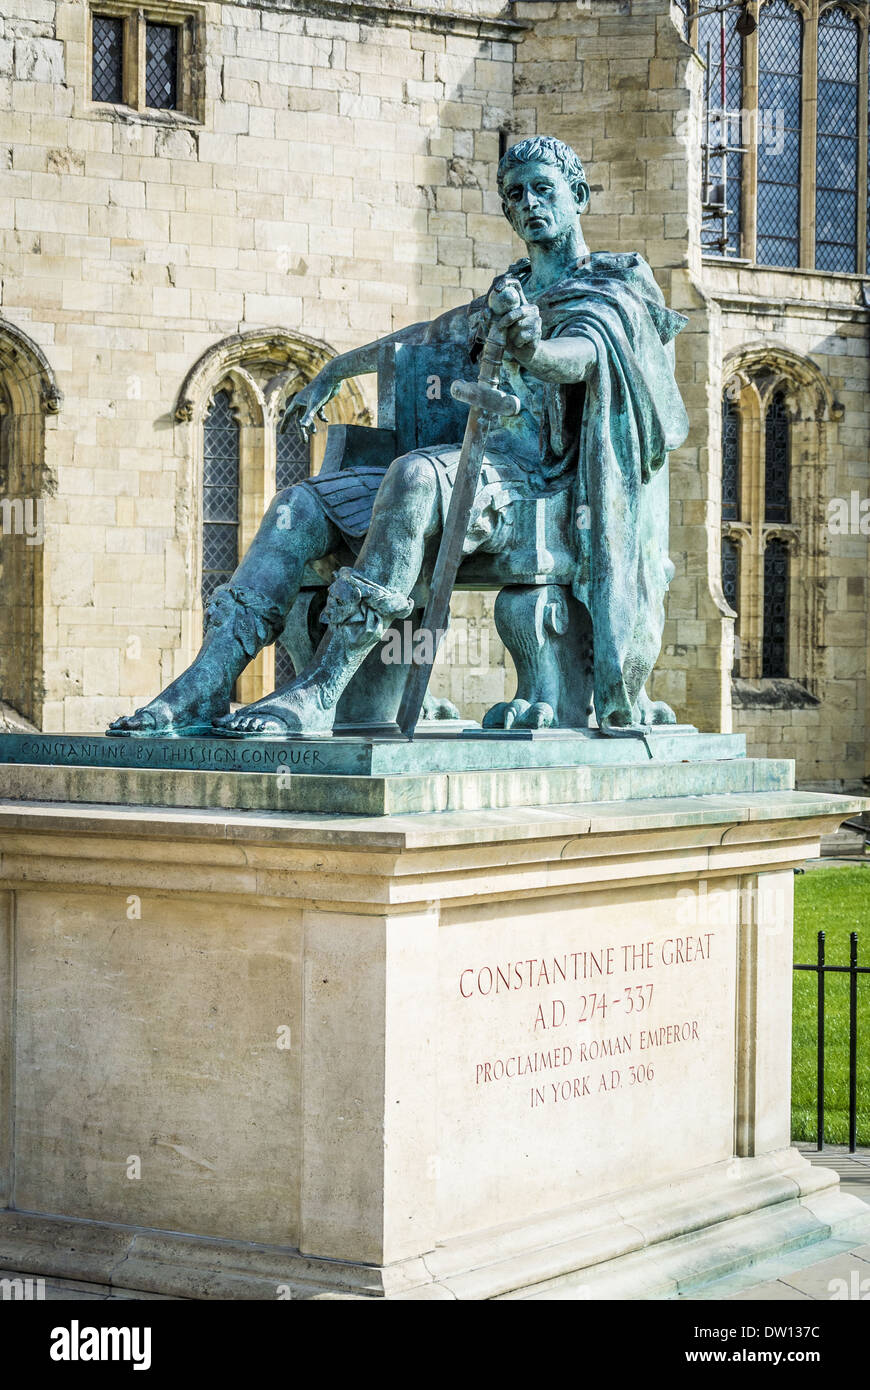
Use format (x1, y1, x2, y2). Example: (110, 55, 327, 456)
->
(0, 781, 868, 1299)
(0, 727, 784, 815)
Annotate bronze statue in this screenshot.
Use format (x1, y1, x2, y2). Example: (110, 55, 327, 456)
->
(109, 136, 688, 739)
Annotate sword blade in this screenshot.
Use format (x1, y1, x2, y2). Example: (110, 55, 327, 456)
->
(395, 406, 492, 737)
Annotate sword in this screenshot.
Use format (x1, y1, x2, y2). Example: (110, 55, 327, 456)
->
(396, 276, 526, 738)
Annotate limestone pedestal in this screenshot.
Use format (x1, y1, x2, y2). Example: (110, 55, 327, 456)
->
(0, 767, 868, 1298)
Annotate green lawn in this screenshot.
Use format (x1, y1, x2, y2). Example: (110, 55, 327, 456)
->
(792, 865, 870, 1146)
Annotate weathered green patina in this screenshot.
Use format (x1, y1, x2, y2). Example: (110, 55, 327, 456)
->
(107, 137, 689, 742)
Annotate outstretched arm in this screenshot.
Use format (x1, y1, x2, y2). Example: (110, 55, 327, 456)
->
(283, 305, 469, 434)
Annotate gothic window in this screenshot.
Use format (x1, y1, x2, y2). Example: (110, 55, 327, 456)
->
(757, 0, 803, 268)
(721, 393, 741, 520)
(92, 15, 123, 104)
(762, 537, 790, 675)
(201, 389, 240, 608)
(815, 7, 860, 272)
(720, 358, 828, 689)
(764, 390, 790, 521)
(700, 7, 745, 257)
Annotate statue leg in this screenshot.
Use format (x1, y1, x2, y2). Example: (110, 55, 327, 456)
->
(107, 486, 339, 734)
(215, 453, 442, 735)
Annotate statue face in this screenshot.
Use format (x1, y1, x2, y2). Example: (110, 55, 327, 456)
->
(501, 160, 582, 245)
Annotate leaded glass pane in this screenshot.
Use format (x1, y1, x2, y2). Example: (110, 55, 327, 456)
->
(202, 390, 239, 608)
(764, 390, 790, 522)
(721, 536, 739, 613)
(145, 22, 178, 110)
(721, 393, 740, 519)
(274, 644, 295, 689)
(815, 8, 858, 273)
(674, 0, 690, 41)
(700, 9, 744, 257)
(757, 0, 802, 267)
(276, 410, 310, 491)
(722, 535, 739, 673)
(762, 538, 789, 676)
(92, 15, 123, 104)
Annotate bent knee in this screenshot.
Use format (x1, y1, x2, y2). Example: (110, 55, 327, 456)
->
(268, 481, 318, 527)
(383, 451, 439, 499)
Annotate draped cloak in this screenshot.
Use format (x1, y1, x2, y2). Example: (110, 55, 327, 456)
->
(305, 251, 690, 729)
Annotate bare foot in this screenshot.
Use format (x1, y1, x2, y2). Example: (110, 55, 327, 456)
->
(108, 670, 231, 736)
(212, 677, 336, 737)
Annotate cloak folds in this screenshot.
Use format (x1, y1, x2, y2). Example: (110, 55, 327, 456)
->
(533, 252, 689, 726)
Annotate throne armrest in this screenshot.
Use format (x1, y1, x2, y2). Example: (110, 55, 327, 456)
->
(318, 422, 397, 475)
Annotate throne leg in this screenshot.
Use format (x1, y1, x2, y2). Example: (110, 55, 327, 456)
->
(490, 584, 594, 730)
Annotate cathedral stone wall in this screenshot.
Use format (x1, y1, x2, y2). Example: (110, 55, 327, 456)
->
(1, 0, 868, 789)
(0, 0, 519, 730)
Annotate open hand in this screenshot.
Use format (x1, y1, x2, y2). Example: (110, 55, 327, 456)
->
(281, 369, 341, 437)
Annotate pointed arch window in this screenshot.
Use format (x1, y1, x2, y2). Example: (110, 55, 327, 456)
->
(815, 6, 860, 272)
(201, 388, 240, 608)
(720, 368, 813, 684)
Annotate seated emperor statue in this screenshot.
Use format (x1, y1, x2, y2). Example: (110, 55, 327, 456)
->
(109, 135, 689, 738)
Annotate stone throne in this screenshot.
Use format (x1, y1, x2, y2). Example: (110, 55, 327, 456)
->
(278, 338, 596, 731)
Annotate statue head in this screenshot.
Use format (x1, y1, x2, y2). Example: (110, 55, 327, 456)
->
(497, 136, 590, 246)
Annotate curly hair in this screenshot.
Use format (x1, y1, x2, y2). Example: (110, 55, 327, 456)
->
(496, 136, 590, 216)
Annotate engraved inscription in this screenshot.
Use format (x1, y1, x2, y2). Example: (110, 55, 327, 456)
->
(459, 935, 715, 1111)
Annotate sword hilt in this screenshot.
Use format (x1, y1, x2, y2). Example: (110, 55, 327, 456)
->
(476, 276, 528, 389)
(449, 379, 521, 416)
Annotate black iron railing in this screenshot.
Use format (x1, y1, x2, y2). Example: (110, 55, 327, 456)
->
(794, 931, 868, 1152)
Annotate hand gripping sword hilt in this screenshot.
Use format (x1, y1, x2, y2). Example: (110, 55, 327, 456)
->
(449, 275, 527, 414)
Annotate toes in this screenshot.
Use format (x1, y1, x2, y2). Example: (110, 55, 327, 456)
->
(482, 702, 509, 729)
(517, 702, 555, 729)
(109, 708, 156, 733)
(504, 699, 530, 730)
